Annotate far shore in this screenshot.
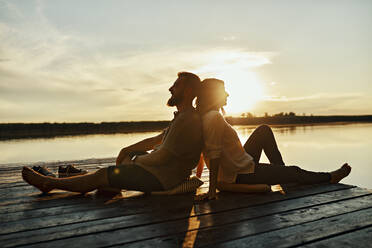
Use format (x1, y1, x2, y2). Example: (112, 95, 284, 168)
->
(1, 115, 372, 140)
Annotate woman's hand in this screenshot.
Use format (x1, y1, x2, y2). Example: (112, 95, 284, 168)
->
(194, 191, 216, 202)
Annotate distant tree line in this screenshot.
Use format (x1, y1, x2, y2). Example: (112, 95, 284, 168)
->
(228, 114, 372, 126)
(1, 114, 372, 140)
(240, 112, 300, 118)
(0, 121, 169, 140)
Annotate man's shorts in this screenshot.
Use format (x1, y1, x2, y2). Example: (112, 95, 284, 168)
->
(106, 163, 163, 192)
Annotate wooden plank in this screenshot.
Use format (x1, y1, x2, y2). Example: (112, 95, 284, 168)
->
(206, 207, 372, 247)
(0, 182, 27, 189)
(1, 160, 369, 248)
(2, 187, 370, 247)
(0, 191, 104, 211)
(109, 194, 372, 248)
(0, 187, 203, 222)
(302, 225, 372, 248)
(0, 185, 40, 198)
(0, 202, 119, 223)
(0, 184, 354, 233)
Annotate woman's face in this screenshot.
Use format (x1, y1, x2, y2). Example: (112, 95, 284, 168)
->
(213, 85, 229, 107)
(222, 89, 229, 106)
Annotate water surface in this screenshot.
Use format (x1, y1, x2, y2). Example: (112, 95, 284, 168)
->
(1, 123, 371, 188)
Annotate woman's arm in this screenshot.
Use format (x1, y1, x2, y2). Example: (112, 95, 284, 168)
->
(217, 182, 271, 193)
(196, 153, 205, 178)
(208, 158, 220, 199)
(195, 157, 220, 201)
(195, 111, 224, 200)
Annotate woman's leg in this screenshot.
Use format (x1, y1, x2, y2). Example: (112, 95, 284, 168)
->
(243, 125, 285, 165)
(22, 167, 110, 193)
(236, 163, 351, 185)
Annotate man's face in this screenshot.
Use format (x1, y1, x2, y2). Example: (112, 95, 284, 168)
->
(167, 77, 185, 106)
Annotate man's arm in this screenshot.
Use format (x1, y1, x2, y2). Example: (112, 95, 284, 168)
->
(116, 132, 163, 166)
(217, 182, 271, 193)
(134, 147, 173, 167)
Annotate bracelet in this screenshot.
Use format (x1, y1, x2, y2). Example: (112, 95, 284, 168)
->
(130, 155, 137, 164)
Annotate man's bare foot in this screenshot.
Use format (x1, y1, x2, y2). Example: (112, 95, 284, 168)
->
(330, 163, 352, 183)
(22, 167, 54, 193)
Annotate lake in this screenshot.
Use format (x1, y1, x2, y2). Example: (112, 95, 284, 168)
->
(1, 123, 371, 189)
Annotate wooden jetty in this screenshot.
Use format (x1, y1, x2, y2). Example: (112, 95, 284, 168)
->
(0, 158, 371, 247)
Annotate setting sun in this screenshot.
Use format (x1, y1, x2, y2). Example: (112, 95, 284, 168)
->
(218, 69, 264, 115)
(196, 50, 266, 115)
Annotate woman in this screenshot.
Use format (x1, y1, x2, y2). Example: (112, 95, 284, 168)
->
(195, 78, 351, 200)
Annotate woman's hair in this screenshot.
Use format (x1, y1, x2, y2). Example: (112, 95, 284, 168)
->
(196, 78, 226, 115)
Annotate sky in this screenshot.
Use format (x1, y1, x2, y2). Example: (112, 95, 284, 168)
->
(0, 0, 371, 123)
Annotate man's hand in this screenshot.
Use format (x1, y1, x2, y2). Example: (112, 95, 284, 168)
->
(115, 133, 164, 166)
(116, 148, 131, 166)
(194, 191, 216, 202)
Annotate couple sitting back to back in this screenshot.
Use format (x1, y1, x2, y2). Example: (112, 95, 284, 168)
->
(22, 72, 351, 200)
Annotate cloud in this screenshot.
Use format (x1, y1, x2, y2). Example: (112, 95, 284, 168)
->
(223, 36, 237, 41)
(6, 1, 369, 122)
(1, 2, 274, 123)
(195, 50, 274, 75)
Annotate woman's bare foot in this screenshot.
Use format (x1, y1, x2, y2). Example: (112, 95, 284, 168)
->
(22, 167, 54, 193)
(330, 163, 352, 183)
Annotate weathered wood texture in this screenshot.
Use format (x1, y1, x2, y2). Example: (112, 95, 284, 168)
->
(0, 159, 371, 248)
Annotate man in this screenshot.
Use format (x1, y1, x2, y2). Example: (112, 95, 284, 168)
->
(22, 72, 203, 193)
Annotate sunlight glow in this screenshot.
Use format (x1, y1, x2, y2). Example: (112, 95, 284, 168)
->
(219, 69, 263, 115)
(196, 50, 267, 115)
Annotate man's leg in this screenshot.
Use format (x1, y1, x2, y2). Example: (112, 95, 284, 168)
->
(22, 167, 110, 193)
(243, 125, 285, 165)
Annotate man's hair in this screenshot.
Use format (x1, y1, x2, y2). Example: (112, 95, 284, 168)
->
(177, 72, 201, 98)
